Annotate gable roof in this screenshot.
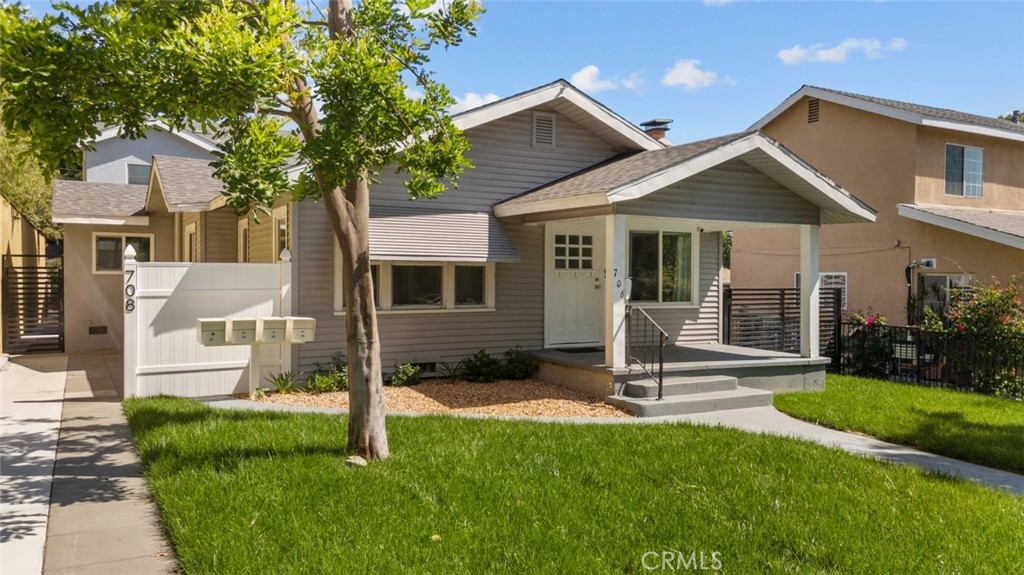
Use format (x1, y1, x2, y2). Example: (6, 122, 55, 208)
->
(52, 180, 149, 225)
(452, 80, 665, 153)
(148, 155, 223, 212)
(898, 203, 1024, 250)
(93, 121, 221, 152)
(495, 130, 876, 225)
(750, 86, 1024, 143)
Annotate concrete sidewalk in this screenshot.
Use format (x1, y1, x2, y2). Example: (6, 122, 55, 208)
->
(1, 354, 67, 575)
(0, 353, 176, 575)
(207, 396, 1024, 496)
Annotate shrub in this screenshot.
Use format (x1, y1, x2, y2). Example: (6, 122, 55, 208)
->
(462, 349, 504, 383)
(844, 309, 891, 378)
(390, 363, 423, 387)
(945, 275, 1024, 397)
(501, 347, 538, 380)
(265, 370, 300, 394)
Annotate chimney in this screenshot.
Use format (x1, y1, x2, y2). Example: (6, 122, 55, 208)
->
(1013, 110, 1021, 124)
(640, 118, 673, 140)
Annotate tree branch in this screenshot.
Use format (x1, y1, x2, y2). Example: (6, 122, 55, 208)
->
(259, 108, 293, 118)
(301, 20, 329, 27)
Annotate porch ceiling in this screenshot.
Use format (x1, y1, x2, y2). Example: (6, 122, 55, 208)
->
(493, 131, 876, 226)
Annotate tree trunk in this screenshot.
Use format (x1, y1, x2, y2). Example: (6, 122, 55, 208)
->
(283, 0, 389, 460)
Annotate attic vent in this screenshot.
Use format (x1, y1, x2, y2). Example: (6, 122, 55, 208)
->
(532, 112, 556, 149)
(808, 98, 820, 124)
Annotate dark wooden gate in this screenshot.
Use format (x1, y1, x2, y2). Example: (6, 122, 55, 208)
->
(3, 254, 64, 354)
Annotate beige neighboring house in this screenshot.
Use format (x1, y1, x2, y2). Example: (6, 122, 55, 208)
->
(732, 86, 1024, 323)
(1, 195, 49, 354)
(53, 126, 290, 352)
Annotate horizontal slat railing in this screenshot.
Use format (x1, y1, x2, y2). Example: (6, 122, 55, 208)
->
(723, 287, 841, 359)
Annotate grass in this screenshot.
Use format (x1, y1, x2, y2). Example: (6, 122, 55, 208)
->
(775, 374, 1024, 474)
(124, 397, 1024, 575)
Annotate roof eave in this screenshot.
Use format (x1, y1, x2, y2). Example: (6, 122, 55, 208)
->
(897, 204, 1024, 250)
(492, 192, 610, 218)
(53, 214, 150, 226)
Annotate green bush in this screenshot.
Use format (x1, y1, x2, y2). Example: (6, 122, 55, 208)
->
(501, 347, 539, 380)
(305, 364, 348, 394)
(462, 349, 504, 383)
(265, 369, 301, 394)
(844, 309, 891, 379)
(945, 275, 1024, 397)
(438, 359, 465, 383)
(390, 363, 423, 387)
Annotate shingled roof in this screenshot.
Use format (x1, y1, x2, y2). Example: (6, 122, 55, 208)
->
(52, 181, 148, 220)
(898, 204, 1024, 250)
(151, 155, 223, 210)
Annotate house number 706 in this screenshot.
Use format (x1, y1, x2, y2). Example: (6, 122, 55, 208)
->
(124, 269, 136, 313)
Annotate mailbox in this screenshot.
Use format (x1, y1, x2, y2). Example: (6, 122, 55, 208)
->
(289, 317, 316, 343)
(226, 318, 257, 344)
(258, 317, 288, 343)
(197, 319, 229, 346)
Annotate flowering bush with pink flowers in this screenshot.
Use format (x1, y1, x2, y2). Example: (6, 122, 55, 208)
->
(945, 275, 1024, 396)
(844, 308, 891, 378)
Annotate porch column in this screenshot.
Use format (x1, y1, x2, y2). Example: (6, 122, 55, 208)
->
(604, 214, 628, 368)
(799, 224, 820, 358)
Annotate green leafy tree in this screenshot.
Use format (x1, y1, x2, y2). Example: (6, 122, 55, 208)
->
(0, 117, 62, 239)
(0, 0, 483, 460)
(721, 230, 731, 269)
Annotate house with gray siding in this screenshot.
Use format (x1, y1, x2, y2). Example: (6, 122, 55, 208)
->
(53, 80, 876, 415)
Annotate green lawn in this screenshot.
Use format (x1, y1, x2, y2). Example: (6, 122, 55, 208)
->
(775, 374, 1024, 474)
(124, 397, 1024, 575)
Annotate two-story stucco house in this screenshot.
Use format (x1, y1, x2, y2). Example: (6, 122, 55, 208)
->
(732, 86, 1024, 323)
(55, 80, 878, 415)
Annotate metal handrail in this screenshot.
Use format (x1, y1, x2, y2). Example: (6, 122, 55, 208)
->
(625, 304, 668, 400)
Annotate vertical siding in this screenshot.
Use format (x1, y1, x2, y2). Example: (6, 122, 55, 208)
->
(296, 107, 620, 372)
(619, 160, 819, 225)
(645, 232, 722, 345)
(203, 208, 238, 262)
(247, 196, 291, 263)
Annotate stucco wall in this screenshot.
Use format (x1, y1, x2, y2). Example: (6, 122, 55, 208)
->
(86, 130, 213, 183)
(63, 218, 173, 352)
(914, 126, 1024, 210)
(732, 97, 1023, 321)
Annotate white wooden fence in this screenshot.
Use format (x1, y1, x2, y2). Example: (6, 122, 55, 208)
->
(122, 247, 292, 397)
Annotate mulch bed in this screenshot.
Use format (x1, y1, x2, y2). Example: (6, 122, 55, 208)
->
(251, 378, 632, 419)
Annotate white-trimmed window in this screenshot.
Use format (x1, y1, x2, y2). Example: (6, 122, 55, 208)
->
(273, 204, 289, 261)
(126, 163, 151, 185)
(919, 274, 974, 311)
(795, 272, 848, 310)
(333, 251, 495, 313)
(628, 231, 696, 304)
(237, 219, 250, 263)
(945, 144, 983, 198)
(94, 233, 153, 274)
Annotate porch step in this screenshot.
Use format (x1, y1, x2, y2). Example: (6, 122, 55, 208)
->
(621, 375, 738, 399)
(606, 386, 773, 418)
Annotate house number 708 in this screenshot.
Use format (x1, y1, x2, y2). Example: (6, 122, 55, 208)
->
(125, 269, 136, 313)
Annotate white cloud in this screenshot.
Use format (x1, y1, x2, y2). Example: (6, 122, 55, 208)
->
(661, 59, 720, 90)
(621, 71, 646, 91)
(570, 65, 618, 94)
(777, 37, 908, 65)
(449, 92, 501, 114)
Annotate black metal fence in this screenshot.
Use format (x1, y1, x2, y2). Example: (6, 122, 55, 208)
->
(833, 322, 1024, 397)
(723, 287, 843, 357)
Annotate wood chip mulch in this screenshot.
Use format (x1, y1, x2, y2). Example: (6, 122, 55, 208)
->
(251, 378, 632, 419)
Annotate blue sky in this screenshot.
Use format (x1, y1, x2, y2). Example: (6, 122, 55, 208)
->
(426, 1, 1024, 142)
(22, 0, 1024, 143)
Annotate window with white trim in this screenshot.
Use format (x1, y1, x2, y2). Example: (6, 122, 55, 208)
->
(628, 231, 694, 304)
(273, 205, 289, 261)
(795, 272, 848, 310)
(919, 274, 974, 311)
(333, 251, 495, 312)
(126, 163, 151, 185)
(94, 233, 152, 273)
(945, 144, 983, 198)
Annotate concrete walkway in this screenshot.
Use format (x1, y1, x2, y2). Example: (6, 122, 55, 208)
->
(206, 396, 1024, 496)
(0, 353, 176, 575)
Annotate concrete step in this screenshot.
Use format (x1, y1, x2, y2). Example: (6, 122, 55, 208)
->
(606, 386, 773, 418)
(621, 375, 738, 399)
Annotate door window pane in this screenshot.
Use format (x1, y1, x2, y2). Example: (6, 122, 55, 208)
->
(95, 237, 123, 271)
(455, 266, 485, 306)
(392, 265, 443, 307)
(661, 233, 691, 303)
(629, 232, 658, 301)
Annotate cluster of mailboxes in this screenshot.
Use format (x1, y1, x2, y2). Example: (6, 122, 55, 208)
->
(197, 317, 316, 346)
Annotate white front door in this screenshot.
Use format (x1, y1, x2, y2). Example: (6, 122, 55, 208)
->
(546, 220, 604, 347)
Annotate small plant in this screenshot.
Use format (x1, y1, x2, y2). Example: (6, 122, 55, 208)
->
(501, 347, 538, 380)
(462, 349, 503, 383)
(265, 369, 301, 394)
(253, 387, 269, 399)
(390, 363, 423, 387)
(306, 366, 348, 394)
(438, 359, 465, 383)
